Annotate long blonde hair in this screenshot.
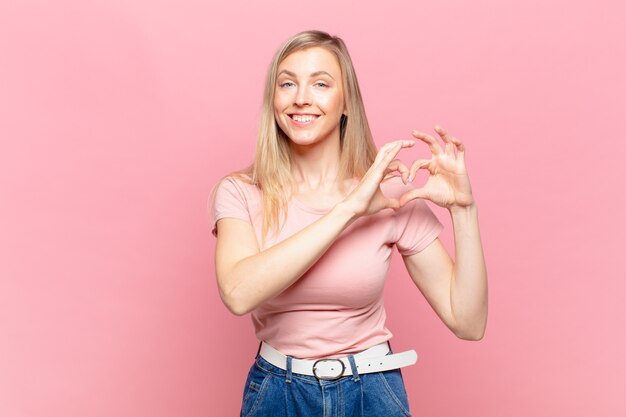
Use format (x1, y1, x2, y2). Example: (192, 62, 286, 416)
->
(220, 30, 377, 244)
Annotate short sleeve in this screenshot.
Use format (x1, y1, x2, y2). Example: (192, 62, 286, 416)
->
(209, 177, 251, 237)
(394, 199, 444, 256)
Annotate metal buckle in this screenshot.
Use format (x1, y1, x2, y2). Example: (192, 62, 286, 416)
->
(312, 358, 346, 381)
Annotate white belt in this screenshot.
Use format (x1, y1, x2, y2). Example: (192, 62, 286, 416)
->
(258, 341, 418, 381)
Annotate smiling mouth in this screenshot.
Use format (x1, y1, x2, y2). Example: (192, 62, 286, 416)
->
(289, 114, 319, 123)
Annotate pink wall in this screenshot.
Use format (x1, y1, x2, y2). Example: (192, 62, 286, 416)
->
(1, 0, 625, 416)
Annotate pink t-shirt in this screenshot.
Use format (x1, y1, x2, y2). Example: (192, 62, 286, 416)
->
(210, 176, 443, 359)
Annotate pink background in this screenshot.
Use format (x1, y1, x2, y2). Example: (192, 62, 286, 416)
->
(1, 0, 625, 416)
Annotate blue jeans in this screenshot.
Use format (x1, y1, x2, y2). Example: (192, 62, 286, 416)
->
(239, 344, 412, 417)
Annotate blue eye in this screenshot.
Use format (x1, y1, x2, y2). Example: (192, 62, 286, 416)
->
(315, 82, 328, 88)
(280, 81, 295, 88)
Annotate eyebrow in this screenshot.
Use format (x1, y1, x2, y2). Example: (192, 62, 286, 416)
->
(277, 69, 335, 80)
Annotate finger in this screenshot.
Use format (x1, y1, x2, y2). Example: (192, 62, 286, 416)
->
(372, 145, 401, 174)
(374, 140, 414, 172)
(434, 125, 451, 142)
(452, 136, 465, 157)
(434, 125, 455, 155)
(399, 187, 429, 207)
(380, 139, 414, 153)
(382, 171, 402, 182)
(387, 159, 410, 183)
(435, 124, 465, 157)
(411, 130, 443, 155)
(408, 159, 432, 182)
(373, 140, 411, 166)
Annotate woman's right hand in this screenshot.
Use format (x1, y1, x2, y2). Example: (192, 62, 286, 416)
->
(342, 139, 416, 218)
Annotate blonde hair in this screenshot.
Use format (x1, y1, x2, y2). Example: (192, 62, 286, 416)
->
(219, 30, 377, 244)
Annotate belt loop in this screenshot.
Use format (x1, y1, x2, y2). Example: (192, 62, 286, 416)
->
(285, 355, 293, 383)
(347, 354, 360, 382)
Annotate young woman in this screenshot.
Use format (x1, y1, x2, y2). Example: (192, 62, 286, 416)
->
(210, 30, 487, 417)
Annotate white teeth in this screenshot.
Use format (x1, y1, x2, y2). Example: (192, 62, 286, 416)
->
(292, 114, 316, 122)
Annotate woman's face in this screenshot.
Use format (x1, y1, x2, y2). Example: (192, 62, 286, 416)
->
(273, 47, 345, 147)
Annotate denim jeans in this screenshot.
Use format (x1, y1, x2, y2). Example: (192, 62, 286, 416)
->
(239, 344, 412, 417)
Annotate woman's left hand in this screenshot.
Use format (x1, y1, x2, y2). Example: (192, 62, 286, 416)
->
(398, 125, 475, 210)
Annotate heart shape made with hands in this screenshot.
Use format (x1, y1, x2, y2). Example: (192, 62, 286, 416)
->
(375, 126, 474, 210)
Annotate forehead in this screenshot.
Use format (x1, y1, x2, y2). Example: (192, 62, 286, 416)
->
(277, 47, 342, 77)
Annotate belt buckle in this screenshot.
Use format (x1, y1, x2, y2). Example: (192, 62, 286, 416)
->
(312, 358, 346, 381)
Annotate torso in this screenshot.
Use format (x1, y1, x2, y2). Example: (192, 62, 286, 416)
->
(213, 175, 442, 359)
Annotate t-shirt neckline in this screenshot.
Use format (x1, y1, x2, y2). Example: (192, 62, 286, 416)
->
(289, 180, 359, 215)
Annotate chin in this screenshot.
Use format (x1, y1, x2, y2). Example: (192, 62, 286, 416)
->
(289, 136, 320, 146)
(281, 129, 318, 144)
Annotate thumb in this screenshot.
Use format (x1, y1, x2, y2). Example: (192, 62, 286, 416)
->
(384, 197, 401, 211)
(399, 188, 429, 207)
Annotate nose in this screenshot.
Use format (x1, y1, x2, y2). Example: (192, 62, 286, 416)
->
(294, 86, 312, 106)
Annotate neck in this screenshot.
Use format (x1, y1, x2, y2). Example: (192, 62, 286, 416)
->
(289, 132, 342, 191)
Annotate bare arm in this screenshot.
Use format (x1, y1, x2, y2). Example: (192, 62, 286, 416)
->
(402, 204, 487, 340)
(214, 140, 415, 316)
(215, 203, 356, 316)
(398, 126, 488, 340)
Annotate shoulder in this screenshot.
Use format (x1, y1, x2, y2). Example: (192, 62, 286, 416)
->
(215, 174, 260, 197)
(209, 174, 260, 237)
(218, 173, 254, 188)
(209, 173, 261, 215)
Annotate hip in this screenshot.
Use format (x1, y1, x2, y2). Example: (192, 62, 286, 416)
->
(239, 342, 414, 417)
